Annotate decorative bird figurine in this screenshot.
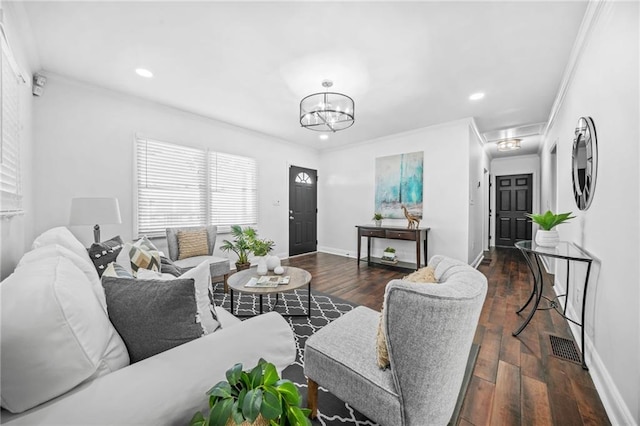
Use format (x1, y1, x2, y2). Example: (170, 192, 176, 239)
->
(401, 205, 420, 229)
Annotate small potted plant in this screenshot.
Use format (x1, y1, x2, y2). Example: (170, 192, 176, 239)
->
(189, 359, 311, 426)
(382, 246, 396, 260)
(372, 213, 383, 227)
(251, 237, 275, 276)
(526, 210, 575, 247)
(221, 225, 258, 271)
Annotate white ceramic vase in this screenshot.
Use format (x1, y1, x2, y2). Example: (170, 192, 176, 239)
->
(535, 229, 559, 247)
(256, 256, 268, 275)
(266, 254, 281, 271)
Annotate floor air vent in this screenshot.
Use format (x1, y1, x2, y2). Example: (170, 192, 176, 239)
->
(549, 334, 582, 364)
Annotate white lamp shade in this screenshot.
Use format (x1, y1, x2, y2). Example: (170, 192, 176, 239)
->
(69, 198, 122, 226)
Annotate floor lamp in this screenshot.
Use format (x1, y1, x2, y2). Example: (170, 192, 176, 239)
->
(69, 197, 122, 243)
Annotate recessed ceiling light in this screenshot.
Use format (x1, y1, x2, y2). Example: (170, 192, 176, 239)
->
(469, 92, 485, 101)
(135, 68, 154, 78)
(319, 134, 329, 140)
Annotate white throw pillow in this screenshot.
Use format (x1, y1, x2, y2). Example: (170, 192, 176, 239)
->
(18, 244, 107, 311)
(31, 226, 88, 261)
(0, 257, 130, 413)
(137, 265, 220, 334)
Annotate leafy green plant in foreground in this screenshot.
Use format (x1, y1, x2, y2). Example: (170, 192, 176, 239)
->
(190, 359, 311, 426)
(526, 210, 575, 231)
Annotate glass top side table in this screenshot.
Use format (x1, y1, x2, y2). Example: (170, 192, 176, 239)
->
(514, 240, 593, 370)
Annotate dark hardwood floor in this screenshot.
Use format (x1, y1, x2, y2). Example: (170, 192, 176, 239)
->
(283, 248, 610, 425)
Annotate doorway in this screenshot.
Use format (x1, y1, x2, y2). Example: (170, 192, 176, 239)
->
(483, 169, 490, 250)
(289, 166, 317, 256)
(495, 174, 533, 247)
(550, 143, 558, 212)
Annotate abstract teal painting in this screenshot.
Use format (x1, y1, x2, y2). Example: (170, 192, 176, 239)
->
(375, 152, 423, 218)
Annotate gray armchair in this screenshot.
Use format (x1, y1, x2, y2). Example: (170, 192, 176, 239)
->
(304, 255, 487, 425)
(165, 226, 230, 292)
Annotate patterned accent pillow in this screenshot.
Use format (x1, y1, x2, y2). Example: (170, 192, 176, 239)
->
(402, 265, 438, 283)
(102, 262, 134, 279)
(88, 236, 124, 277)
(177, 229, 209, 260)
(128, 236, 161, 277)
(376, 266, 438, 369)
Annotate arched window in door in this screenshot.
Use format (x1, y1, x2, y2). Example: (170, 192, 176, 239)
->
(295, 172, 313, 184)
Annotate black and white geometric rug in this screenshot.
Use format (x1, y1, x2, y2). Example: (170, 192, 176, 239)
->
(210, 284, 375, 425)
(210, 284, 476, 426)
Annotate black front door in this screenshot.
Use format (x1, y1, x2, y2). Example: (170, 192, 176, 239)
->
(289, 166, 317, 256)
(495, 174, 532, 247)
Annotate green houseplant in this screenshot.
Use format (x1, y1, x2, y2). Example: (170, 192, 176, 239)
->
(252, 237, 275, 276)
(526, 210, 575, 247)
(220, 225, 258, 271)
(189, 359, 311, 426)
(252, 238, 275, 257)
(382, 246, 397, 263)
(372, 213, 383, 227)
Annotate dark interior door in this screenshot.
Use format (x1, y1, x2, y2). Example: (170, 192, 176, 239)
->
(495, 174, 532, 247)
(289, 166, 317, 256)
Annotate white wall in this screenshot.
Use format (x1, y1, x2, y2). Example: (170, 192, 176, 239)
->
(489, 154, 540, 246)
(539, 1, 639, 423)
(0, 3, 38, 280)
(467, 125, 488, 264)
(31, 75, 319, 261)
(318, 119, 471, 263)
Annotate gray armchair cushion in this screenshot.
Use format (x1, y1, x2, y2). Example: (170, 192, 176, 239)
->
(166, 226, 217, 261)
(305, 307, 402, 426)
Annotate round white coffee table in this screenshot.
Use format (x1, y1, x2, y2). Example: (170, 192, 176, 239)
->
(227, 266, 312, 318)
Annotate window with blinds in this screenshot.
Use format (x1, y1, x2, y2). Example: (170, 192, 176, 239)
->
(0, 31, 22, 214)
(136, 137, 257, 237)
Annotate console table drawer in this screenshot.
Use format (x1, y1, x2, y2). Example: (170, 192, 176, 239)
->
(385, 230, 417, 240)
(360, 229, 386, 238)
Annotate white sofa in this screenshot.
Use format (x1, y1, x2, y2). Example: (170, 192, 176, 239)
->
(0, 227, 296, 425)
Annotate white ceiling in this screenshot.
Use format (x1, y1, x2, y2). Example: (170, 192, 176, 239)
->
(18, 1, 587, 153)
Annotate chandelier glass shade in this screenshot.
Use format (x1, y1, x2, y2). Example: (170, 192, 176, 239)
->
(497, 139, 522, 151)
(300, 81, 355, 132)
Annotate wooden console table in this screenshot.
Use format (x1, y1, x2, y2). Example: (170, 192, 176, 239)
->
(356, 225, 430, 271)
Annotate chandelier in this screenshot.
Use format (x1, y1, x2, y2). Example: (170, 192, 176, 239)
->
(299, 80, 355, 132)
(497, 139, 522, 151)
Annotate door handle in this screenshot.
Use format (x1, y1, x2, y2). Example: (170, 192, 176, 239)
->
(289, 216, 294, 220)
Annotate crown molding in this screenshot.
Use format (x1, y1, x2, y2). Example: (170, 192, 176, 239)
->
(540, 0, 607, 153)
(469, 117, 486, 146)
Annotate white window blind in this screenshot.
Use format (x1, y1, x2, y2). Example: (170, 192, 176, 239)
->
(136, 137, 257, 237)
(0, 30, 22, 214)
(209, 152, 257, 226)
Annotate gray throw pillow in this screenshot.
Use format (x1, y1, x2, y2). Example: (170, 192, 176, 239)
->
(102, 277, 204, 363)
(160, 255, 183, 277)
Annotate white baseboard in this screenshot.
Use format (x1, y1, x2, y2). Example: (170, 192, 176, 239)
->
(317, 246, 355, 259)
(552, 280, 637, 426)
(470, 252, 484, 269)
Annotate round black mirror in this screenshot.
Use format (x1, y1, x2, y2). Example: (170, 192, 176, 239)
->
(572, 117, 597, 210)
